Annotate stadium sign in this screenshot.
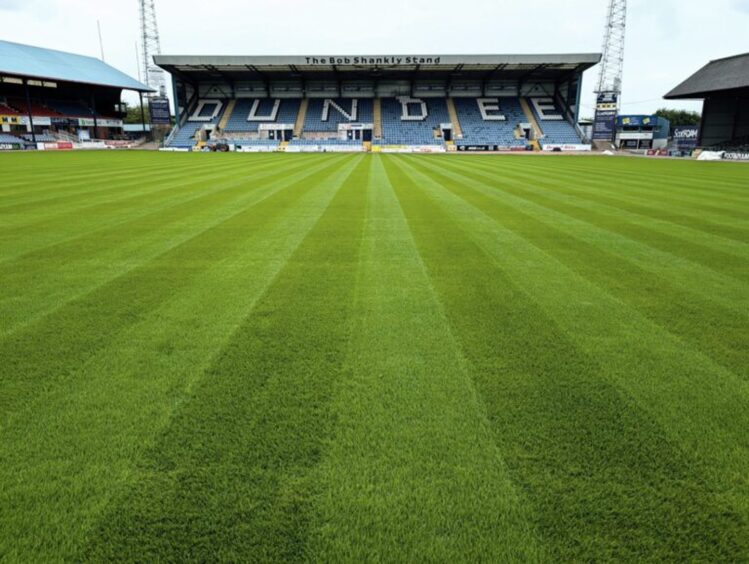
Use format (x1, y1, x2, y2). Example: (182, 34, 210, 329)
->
(593, 92, 618, 141)
(458, 145, 498, 152)
(542, 144, 592, 152)
(0, 142, 20, 151)
(672, 126, 699, 149)
(723, 152, 749, 161)
(149, 97, 171, 125)
(304, 56, 443, 66)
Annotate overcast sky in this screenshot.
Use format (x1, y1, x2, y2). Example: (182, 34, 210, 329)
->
(2, 0, 748, 115)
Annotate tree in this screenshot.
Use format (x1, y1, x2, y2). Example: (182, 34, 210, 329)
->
(654, 108, 701, 127)
(122, 103, 151, 124)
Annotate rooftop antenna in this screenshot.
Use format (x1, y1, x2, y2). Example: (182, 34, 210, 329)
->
(138, 0, 166, 97)
(592, 0, 628, 143)
(135, 42, 142, 86)
(97, 20, 105, 62)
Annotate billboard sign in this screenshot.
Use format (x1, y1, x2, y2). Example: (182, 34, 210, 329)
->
(593, 110, 617, 140)
(672, 126, 699, 150)
(593, 92, 618, 141)
(457, 145, 497, 152)
(618, 115, 654, 127)
(149, 97, 171, 125)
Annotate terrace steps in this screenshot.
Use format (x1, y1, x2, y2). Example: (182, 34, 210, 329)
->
(373, 98, 382, 139)
(446, 98, 463, 138)
(218, 99, 237, 130)
(294, 98, 309, 137)
(519, 97, 544, 140)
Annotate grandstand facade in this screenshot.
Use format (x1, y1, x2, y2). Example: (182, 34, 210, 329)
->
(0, 40, 152, 149)
(155, 54, 600, 152)
(666, 52, 749, 154)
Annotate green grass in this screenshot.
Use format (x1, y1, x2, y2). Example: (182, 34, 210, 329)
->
(0, 151, 747, 562)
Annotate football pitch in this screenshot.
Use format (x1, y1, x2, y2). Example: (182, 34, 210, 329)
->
(1, 151, 748, 561)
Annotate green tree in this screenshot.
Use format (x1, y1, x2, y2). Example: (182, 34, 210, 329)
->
(122, 103, 151, 125)
(654, 108, 701, 127)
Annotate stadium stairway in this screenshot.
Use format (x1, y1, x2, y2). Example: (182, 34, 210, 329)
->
(294, 99, 309, 138)
(373, 98, 382, 140)
(446, 98, 463, 139)
(519, 98, 544, 142)
(218, 99, 237, 130)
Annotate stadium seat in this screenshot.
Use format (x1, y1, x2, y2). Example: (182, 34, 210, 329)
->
(223, 99, 301, 133)
(453, 97, 528, 147)
(380, 97, 449, 145)
(302, 98, 374, 132)
(529, 97, 583, 146)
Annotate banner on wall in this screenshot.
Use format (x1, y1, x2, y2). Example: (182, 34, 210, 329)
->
(723, 151, 749, 161)
(542, 144, 592, 152)
(149, 97, 171, 125)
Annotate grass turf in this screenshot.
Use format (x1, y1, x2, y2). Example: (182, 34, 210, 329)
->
(0, 151, 747, 562)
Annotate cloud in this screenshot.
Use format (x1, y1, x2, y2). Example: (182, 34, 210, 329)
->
(0, 0, 29, 10)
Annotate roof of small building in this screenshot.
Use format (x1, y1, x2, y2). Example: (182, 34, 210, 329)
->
(0, 40, 152, 92)
(665, 52, 749, 99)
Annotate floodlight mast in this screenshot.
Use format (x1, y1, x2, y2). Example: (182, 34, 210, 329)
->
(591, 0, 627, 144)
(138, 0, 166, 97)
(596, 0, 628, 109)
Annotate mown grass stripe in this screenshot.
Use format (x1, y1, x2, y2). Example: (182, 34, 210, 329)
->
(508, 156, 749, 199)
(457, 156, 749, 261)
(0, 153, 277, 213)
(417, 156, 749, 307)
(304, 155, 544, 562)
(460, 156, 749, 243)
(0, 154, 317, 259)
(493, 157, 749, 216)
(0, 155, 347, 336)
(458, 156, 749, 253)
(0, 152, 204, 197)
(0, 156, 366, 563)
(82, 157, 370, 562)
(0, 155, 351, 429)
(406, 156, 749, 378)
(388, 155, 748, 562)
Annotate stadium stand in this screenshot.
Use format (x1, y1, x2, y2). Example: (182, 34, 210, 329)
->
(0, 41, 151, 146)
(528, 97, 583, 146)
(453, 97, 528, 147)
(380, 97, 450, 145)
(156, 54, 599, 152)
